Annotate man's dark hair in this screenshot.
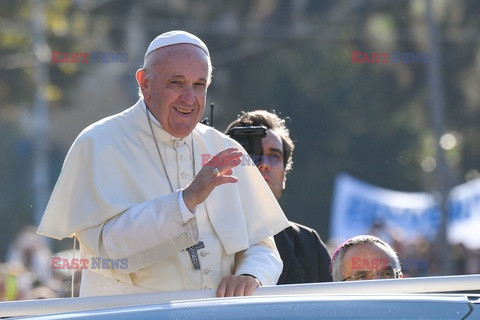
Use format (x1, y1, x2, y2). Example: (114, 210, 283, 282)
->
(225, 110, 294, 175)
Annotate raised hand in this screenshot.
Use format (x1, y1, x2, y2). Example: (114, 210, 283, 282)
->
(183, 147, 242, 211)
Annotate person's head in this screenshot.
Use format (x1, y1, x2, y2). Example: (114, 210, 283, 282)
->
(330, 235, 403, 282)
(136, 30, 213, 138)
(225, 110, 294, 200)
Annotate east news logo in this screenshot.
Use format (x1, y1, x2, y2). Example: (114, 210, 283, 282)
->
(351, 51, 429, 64)
(51, 257, 128, 270)
(51, 51, 128, 63)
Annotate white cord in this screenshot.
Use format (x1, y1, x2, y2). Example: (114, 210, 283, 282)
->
(71, 235, 77, 297)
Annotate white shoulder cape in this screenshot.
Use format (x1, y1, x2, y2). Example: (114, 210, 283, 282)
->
(37, 100, 289, 255)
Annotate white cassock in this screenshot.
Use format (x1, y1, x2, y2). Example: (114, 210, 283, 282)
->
(38, 99, 290, 296)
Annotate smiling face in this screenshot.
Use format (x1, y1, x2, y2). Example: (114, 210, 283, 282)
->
(258, 129, 286, 200)
(137, 44, 210, 138)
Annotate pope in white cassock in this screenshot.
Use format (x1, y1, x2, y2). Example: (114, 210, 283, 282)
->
(37, 30, 289, 297)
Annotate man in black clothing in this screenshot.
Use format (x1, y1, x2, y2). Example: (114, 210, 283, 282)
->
(226, 110, 332, 284)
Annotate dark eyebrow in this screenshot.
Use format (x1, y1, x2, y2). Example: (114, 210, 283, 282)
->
(171, 74, 206, 80)
(353, 270, 369, 275)
(267, 148, 283, 155)
(168, 75, 207, 84)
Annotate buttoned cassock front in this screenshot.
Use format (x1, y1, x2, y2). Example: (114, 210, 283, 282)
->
(38, 99, 289, 296)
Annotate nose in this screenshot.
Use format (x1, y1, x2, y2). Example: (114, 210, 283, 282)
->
(257, 156, 270, 170)
(180, 86, 195, 105)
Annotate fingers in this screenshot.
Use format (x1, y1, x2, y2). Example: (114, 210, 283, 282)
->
(216, 275, 260, 297)
(216, 277, 227, 297)
(202, 148, 242, 186)
(205, 148, 242, 174)
(242, 277, 260, 296)
(183, 148, 243, 210)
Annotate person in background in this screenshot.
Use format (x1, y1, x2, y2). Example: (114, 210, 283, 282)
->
(226, 110, 332, 284)
(330, 235, 403, 281)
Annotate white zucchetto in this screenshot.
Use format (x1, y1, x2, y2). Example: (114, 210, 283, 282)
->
(144, 30, 210, 62)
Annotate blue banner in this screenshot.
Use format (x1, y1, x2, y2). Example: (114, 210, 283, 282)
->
(330, 173, 441, 244)
(448, 178, 480, 249)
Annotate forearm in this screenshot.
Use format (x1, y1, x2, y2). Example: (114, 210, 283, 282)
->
(234, 236, 282, 286)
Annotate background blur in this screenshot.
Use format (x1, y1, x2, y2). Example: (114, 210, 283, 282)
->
(1, 0, 480, 300)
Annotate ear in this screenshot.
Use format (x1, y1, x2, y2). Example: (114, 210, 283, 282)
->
(282, 173, 287, 191)
(136, 69, 150, 100)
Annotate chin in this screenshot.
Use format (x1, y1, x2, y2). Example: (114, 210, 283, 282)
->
(170, 124, 197, 138)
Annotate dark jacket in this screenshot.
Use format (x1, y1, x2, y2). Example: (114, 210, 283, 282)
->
(274, 222, 332, 284)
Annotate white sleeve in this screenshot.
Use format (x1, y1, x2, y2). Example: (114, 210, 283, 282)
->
(178, 189, 197, 220)
(76, 190, 199, 273)
(233, 236, 282, 286)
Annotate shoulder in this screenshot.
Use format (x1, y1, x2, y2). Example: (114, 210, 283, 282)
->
(276, 221, 318, 242)
(288, 221, 331, 258)
(195, 123, 230, 139)
(289, 221, 319, 236)
(74, 105, 136, 147)
(287, 222, 328, 247)
(194, 123, 244, 149)
(82, 107, 133, 137)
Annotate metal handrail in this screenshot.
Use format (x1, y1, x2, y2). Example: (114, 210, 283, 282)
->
(1, 274, 479, 318)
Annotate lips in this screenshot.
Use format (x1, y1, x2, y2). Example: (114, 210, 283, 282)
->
(174, 106, 193, 114)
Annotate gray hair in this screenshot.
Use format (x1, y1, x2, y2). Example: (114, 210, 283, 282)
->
(330, 235, 402, 282)
(137, 45, 213, 99)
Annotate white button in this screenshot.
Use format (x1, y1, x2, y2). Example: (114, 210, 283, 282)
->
(200, 251, 209, 257)
(181, 172, 187, 179)
(180, 154, 185, 161)
(204, 268, 212, 275)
